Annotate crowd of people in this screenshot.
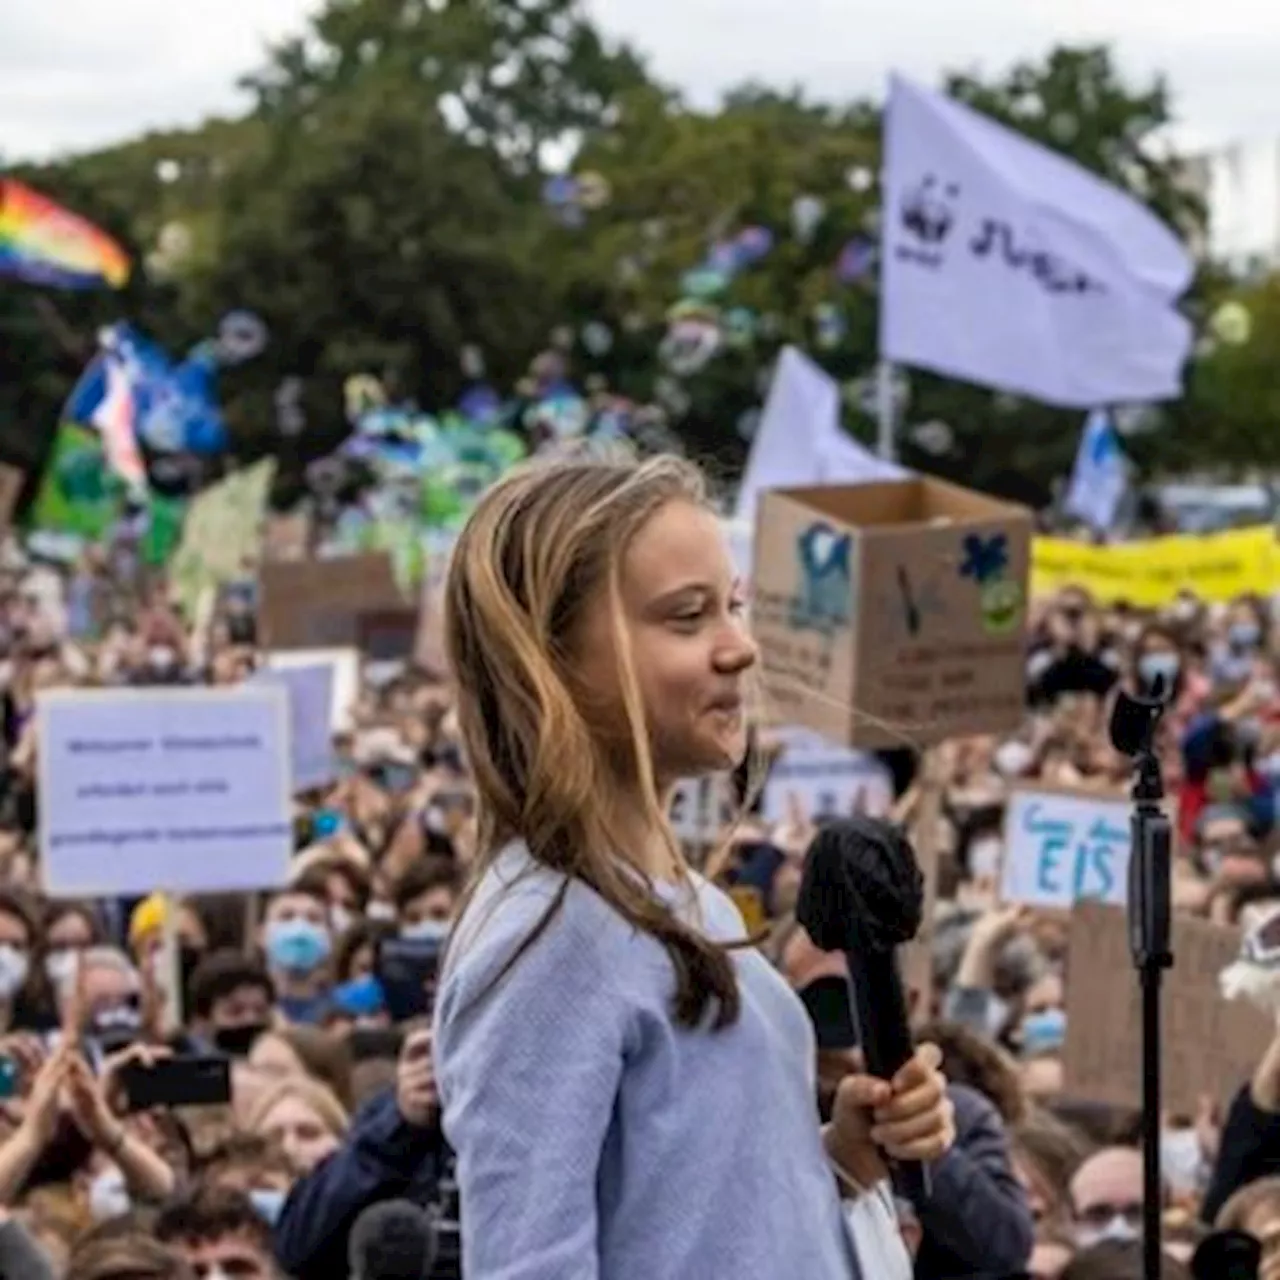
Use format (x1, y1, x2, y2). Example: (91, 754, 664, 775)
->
(0, 461, 1276, 1280)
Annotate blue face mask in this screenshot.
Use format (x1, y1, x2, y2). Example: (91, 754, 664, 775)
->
(1230, 621, 1261, 650)
(1138, 651, 1180, 689)
(401, 918, 450, 943)
(312, 808, 345, 840)
(265, 918, 331, 974)
(249, 1187, 287, 1226)
(1020, 1008, 1067, 1055)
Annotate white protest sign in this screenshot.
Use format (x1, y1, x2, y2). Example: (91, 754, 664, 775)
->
(37, 686, 293, 897)
(250, 664, 336, 793)
(267, 647, 359, 734)
(1000, 788, 1131, 909)
(669, 775, 729, 845)
(761, 727, 893, 823)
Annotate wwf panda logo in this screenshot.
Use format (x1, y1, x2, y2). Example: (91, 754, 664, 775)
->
(900, 175, 959, 245)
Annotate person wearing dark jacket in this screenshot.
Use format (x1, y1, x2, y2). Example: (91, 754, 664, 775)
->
(274, 1027, 451, 1280)
(1203, 1026, 1280, 1224)
(914, 1082, 1035, 1280)
(795, 964, 1034, 1280)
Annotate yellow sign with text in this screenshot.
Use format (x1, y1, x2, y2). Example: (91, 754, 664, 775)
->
(1032, 526, 1280, 607)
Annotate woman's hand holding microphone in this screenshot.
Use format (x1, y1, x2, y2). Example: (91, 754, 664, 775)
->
(823, 1042, 955, 1193)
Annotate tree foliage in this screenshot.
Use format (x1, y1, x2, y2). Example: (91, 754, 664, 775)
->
(2, 12, 1262, 501)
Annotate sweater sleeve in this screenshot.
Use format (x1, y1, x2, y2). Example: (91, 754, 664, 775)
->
(1202, 1085, 1280, 1223)
(915, 1085, 1034, 1276)
(433, 883, 630, 1280)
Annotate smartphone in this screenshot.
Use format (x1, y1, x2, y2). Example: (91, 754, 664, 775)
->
(347, 1026, 406, 1063)
(376, 936, 442, 1023)
(118, 1056, 232, 1112)
(0, 1056, 18, 1100)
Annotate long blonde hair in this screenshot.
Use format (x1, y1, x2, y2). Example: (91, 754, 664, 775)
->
(445, 453, 744, 1028)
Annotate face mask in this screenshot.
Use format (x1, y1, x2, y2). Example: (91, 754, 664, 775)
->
(993, 740, 1033, 779)
(1075, 1215, 1139, 1249)
(312, 808, 345, 840)
(249, 1187, 287, 1226)
(1230, 622, 1261, 651)
(1020, 1008, 1067, 1055)
(367, 900, 397, 923)
(1161, 1127, 1205, 1194)
(147, 646, 177, 669)
(88, 1170, 132, 1222)
(330, 905, 354, 937)
(968, 837, 1003, 881)
(1138, 652, 1180, 688)
(401, 918, 450, 943)
(212, 1022, 268, 1057)
(0, 945, 30, 1000)
(1260, 752, 1280, 779)
(265, 918, 331, 974)
(44, 948, 78, 990)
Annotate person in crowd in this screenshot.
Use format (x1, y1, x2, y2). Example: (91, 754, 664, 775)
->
(64, 1229, 195, 1280)
(783, 927, 1034, 1278)
(247, 1024, 354, 1111)
(244, 1076, 349, 1175)
(273, 1025, 450, 1280)
(258, 875, 335, 1025)
(393, 858, 461, 937)
(187, 950, 275, 1057)
(433, 455, 954, 1278)
(1069, 1146, 1146, 1250)
(156, 1183, 281, 1280)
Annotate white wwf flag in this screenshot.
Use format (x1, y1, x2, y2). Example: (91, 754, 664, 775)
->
(880, 75, 1194, 408)
(1063, 409, 1128, 532)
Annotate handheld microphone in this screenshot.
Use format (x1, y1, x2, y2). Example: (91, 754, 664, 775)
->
(795, 817, 930, 1206)
(348, 1199, 439, 1280)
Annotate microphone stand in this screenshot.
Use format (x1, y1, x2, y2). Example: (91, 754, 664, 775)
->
(1113, 694, 1173, 1280)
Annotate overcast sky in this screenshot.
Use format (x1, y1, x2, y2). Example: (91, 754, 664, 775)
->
(4, 0, 1280, 161)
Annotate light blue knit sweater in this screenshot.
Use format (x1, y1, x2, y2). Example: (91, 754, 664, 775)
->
(433, 842, 863, 1279)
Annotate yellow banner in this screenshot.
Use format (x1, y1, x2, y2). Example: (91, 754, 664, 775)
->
(1032, 526, 1280, 607)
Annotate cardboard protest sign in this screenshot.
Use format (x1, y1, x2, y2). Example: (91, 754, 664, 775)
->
(259, 552, 404, 649)
(761, 726, 893, 823)
(1063, 902, 1273, 1113)
(1001, 788, 1131, 910)
(36, 686, 293, 897)
(751, 475, 1031, 748)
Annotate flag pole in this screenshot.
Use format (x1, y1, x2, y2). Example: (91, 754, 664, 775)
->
(876, 359, 896, 461)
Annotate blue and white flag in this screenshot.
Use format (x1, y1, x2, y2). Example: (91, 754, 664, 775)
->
(880, 75, 1193, 407)
(1063, 409, 1128, 532)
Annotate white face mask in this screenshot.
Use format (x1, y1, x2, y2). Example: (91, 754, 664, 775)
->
(1074, 1216, 1139, 1249)
(968, 837, 1003, 881)
(0, 945, 30, 1000)
(1160, 1127, 1205, 1195)
(330, 905, 354, 937)
(147, 646, 177, 669)
(993, 740, 1033, 779)
(366, 900, 397, 922)
(44, 948, 78, 990)
(88, 1170, 132, 1222)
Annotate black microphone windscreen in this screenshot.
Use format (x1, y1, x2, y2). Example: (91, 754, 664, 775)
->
(1191, 1229, 1260, 1280)
(348, 1200, 439, 1280)
(795, 818, 923, 955)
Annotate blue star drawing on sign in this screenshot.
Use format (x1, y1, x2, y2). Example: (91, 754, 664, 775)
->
(959, 533, 1009, 585)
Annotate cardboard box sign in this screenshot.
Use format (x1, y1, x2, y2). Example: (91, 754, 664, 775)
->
(751, 476, 1032, 749)
(260, 553, 404, 650)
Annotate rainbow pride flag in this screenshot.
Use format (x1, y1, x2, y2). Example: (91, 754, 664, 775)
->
(0, 178, 130, 290)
